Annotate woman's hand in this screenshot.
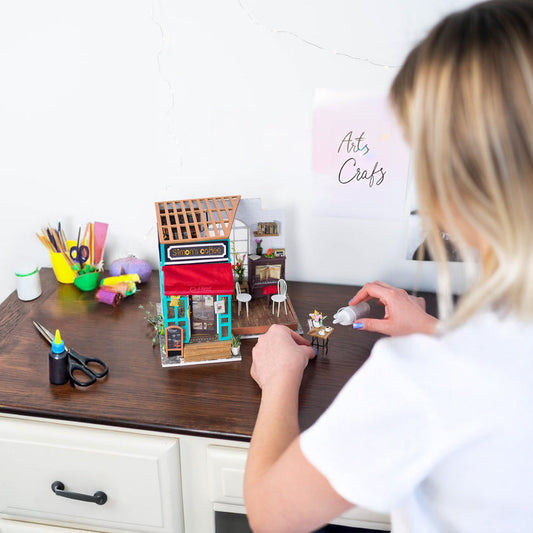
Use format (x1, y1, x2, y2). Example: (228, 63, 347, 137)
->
(251, 325, 316, 390)
(349, 281, 438, 336)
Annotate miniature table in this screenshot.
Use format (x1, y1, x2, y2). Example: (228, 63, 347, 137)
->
(307, 326, 334, 355)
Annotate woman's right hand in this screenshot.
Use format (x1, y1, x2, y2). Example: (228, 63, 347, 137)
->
(349, 281, 438, 336)
(251, 325, 316, 391)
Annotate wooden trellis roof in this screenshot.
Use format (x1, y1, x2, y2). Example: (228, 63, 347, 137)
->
(155, 196, 241, 244)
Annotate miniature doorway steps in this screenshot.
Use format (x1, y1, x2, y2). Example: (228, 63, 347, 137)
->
(183, 340, 232, 363)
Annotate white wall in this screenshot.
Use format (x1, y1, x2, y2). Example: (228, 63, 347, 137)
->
(0, 0, 475, 304)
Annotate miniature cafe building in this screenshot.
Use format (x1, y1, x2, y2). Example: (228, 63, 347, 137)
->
(155, 196, 241, 362)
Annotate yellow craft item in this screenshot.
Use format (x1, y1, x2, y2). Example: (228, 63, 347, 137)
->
(101, 274, 141, 286)
(170, 295, 181, 307)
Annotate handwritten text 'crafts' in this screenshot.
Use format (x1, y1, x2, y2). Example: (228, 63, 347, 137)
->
(337, 131, 386, 188)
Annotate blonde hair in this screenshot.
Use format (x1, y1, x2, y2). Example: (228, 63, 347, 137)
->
(391, 0, 533, 326)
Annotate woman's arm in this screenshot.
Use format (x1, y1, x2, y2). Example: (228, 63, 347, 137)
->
(244, 325, 353, 533)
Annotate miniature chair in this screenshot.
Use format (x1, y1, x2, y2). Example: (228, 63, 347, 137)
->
(235, 281, 252, 317)
(271, 279, 288, 317)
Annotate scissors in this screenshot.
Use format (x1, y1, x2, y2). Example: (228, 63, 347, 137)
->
(69, 243, 90, 272)
(33, 321, 109, 388)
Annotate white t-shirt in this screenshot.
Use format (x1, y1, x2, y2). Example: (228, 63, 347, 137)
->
(300, 311, 533, 532)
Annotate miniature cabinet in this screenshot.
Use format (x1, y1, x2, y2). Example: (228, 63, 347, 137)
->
(248, 255, 286, 299)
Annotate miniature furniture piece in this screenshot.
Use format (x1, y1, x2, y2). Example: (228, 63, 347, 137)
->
(0, 269, 437, 532)
(248, 255, 286, 299)
(271, 278, 288, 316)
(307, 326, 335, 355)
(155, 196, 241, 365)
(235, 281, 252, 317)
(237, 280, 249, 294)
(253, 221, 279, 237)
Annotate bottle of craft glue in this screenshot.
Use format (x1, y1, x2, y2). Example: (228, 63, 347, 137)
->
(49, 329, 69, 385)
(332, 302, 371, 326)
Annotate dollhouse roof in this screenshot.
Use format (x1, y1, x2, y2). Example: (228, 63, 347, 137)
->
(155, 195, 241, 244)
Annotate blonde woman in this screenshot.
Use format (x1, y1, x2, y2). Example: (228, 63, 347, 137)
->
(244, 1, 533, 532)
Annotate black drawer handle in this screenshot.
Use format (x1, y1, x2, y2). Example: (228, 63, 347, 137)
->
(51, 481, 107, 505)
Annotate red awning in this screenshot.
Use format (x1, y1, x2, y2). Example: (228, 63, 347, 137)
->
(162, 263, 234, 296)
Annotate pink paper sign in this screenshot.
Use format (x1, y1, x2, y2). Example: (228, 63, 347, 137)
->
(312, 89, 410, 219)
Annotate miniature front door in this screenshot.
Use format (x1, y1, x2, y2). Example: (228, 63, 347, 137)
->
(190, 295, 216, 335)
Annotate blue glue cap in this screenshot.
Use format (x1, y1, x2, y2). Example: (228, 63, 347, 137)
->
(52, 329, 65, 354)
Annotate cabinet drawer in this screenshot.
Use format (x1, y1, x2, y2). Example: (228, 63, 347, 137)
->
(0, 418, 183, 533)
(207, 445, 247, 506)
(207, 445, 390, 529)
(0, 518, 98, 532)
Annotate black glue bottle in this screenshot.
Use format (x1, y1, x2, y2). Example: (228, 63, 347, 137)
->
(49, 329, 69, 385)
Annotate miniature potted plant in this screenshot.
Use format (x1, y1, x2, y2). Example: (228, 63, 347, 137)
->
(231, 334, 241, 356)
(255, 238, 263, 256)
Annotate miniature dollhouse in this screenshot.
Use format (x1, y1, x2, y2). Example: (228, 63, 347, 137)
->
(155, 195, 241, 365)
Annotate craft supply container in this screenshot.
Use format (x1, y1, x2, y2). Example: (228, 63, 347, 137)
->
(50, 240, 77, 284)
(15, 264, 42, 301)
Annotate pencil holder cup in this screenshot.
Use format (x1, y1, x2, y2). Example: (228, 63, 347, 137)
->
(50, 240, 77, 284)
(74, 271, 100, 292)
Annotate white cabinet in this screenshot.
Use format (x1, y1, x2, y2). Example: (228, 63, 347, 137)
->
(178, 436, 250, 533)
(0, 417, 183, 533)
(0, 416, 390, 533)
(206, 444, 391, 532)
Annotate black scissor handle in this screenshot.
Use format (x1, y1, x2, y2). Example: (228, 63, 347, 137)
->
(68, 357, 97, 388)
(68, 348, 109, 379)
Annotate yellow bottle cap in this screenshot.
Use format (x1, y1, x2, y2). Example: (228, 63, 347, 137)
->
(52, 329, 65, 354)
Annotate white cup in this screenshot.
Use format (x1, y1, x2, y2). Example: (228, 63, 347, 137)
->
(15, 264, 42, 301)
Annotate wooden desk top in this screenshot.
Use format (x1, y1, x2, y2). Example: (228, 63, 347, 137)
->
(0, 269, 436, 442)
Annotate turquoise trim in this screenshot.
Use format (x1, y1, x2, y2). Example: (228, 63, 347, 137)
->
(159, 241, 233, 345)
(178, 298, 190, 343)
(158, 257, 168, 327)
(217, 294, 232, 341)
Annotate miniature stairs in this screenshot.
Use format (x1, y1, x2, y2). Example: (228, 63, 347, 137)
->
(183, 340, 232, 363)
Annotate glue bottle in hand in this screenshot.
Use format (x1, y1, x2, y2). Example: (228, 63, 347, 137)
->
(49, 329, 69, 385)
(332, 302, 371, 327)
